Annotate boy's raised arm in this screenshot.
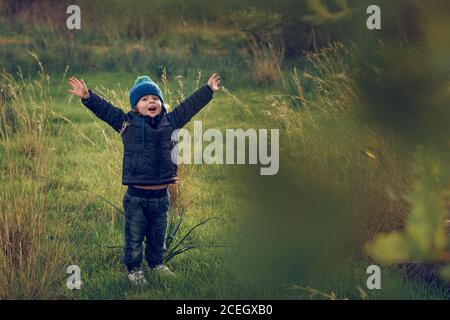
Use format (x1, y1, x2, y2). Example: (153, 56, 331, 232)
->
(168, 73, 221, 129)
(68, 77, 127, 133)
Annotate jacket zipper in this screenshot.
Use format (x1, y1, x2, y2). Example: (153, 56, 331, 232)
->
(156, 128, 160, 180)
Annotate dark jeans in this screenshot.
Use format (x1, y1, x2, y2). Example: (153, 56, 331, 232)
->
(122, 189, 170, 271)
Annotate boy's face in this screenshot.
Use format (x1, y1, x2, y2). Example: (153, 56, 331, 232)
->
(135, 94, 162, 117)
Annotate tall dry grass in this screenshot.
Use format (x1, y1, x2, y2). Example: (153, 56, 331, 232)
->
(261, 43, 413, 247)
(245, 36, 284, 86)
(0, 67, 68, 299)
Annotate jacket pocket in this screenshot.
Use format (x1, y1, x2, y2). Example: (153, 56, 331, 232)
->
(122, 123, 144, 152)
(140, 152, 157, 177)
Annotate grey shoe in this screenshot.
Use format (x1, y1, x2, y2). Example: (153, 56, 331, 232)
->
(128, 269, 147, 285)
(151, 264, 175, 276)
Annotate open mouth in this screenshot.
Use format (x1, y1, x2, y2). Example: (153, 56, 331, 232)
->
(147, 106, 157, 112)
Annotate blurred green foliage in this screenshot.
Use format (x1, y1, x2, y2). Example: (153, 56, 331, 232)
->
(366, 148, 449, 263)
(338, 0, 450, 280)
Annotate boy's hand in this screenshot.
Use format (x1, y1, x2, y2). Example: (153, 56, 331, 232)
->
(68, 76, 90, 99)
(207, 73, 221, 93)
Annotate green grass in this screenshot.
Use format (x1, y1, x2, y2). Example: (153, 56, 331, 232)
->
(1, 63, 449, 299)
(2, 0, 450, 299)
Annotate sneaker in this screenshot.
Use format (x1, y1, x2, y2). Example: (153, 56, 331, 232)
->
(128, 269, 147, 285)
(151, 264, 175, 276)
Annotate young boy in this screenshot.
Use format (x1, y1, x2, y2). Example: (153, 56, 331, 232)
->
(68, 73, 221, 284)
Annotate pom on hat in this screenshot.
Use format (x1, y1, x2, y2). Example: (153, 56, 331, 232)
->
(134, 76, 152, 86)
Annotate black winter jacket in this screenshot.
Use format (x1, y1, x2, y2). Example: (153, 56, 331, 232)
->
(81, 85, 214, 186)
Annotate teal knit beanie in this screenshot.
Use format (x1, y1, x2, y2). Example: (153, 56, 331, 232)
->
(129, 76, 165, 110)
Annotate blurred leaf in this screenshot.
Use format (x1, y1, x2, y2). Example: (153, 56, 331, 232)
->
(303, 0, 351, 25)
(366, 148, 449, 264)
(307, 0, 333, 18)
(334, 0, 349, 10)
(440, 265, 450, 280)
(357, 286, 369, 300)
(366, 231, 412, 263)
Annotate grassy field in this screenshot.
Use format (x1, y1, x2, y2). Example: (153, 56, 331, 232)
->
(1, 0, 450, 300)
(1, 60, 449, 299)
